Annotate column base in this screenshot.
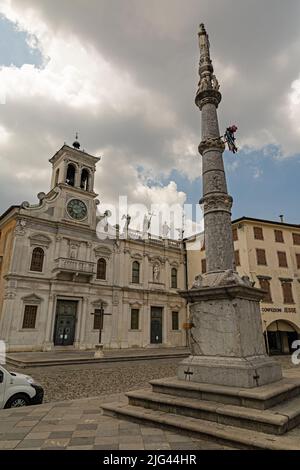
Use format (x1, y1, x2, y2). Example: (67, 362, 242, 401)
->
(178, 355, 282, 388)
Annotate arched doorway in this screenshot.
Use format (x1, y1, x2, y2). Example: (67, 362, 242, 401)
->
(266, 320, 299, 355)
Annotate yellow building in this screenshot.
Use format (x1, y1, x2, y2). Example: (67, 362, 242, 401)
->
(186, 217, 300, 355)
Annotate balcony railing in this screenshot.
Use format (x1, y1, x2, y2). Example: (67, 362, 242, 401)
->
(53, 258, 95, 276)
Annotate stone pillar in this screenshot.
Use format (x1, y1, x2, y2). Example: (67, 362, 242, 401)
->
(178, 24, 282, 388)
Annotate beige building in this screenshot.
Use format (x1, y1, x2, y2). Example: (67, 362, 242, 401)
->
(186, 217, 300, 355)
(0, 142, 187, 352)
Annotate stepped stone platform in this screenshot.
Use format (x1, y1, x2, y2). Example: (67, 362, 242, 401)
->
(5, 347, 190, 368)
(102, 374, 300, 450)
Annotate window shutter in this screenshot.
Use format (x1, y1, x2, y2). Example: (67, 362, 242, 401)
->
(277, 251, 288, 268)
(256, 249, 267, 265)
(274, 230, 284, 243)
(253, 227, 264, 240)
(234, 250, 240, 266)
(296, 253, 300, 270)
(292, 233, 300, 245)
(258, 279, 272, 303)
(281, 282, 294, 304)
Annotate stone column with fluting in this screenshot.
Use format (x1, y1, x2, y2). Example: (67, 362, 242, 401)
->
(178, 24, 282, 388)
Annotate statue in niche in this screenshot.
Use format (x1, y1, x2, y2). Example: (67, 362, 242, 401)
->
(69, 243, 78, 259)
(153, 264, 160, 283)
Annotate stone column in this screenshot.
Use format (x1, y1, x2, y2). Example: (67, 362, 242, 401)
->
(178, 24, 282, 388)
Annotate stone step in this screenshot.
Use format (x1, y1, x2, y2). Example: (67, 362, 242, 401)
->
(102, 402, 300, 450)
(126, 389, 297, 435)
(149, 376, 300, 410)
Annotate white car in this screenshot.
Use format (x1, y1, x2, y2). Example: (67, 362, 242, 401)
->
(0, 364, 44, 409)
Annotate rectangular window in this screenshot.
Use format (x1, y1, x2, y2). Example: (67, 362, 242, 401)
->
(172, 311, 179, 331)
(130, 309, 139, 330)
(274, 230, 284, 243)
(234, 250, 240, 267)
(201, 258, 206, 274)
(253, 226, 264, 240)
(258, 278, 272, 303)
(281, 282, 294, 304)
(256, 248, 267, 265)
(93, 309, 103, 330)
(292, 233, 300, 245)
(22, 305, 37, 329)
(232, 227, 238, 241)
(277, 251, 288, 268)
(296, 253, 300, 269)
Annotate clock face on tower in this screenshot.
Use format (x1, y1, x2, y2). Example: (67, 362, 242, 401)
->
(67, 199, 88, 220)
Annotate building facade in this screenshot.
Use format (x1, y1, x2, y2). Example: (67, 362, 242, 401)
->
(0, 143, 187, 352)
(186, 217, 300, 355)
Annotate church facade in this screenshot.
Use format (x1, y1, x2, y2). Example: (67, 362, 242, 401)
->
(0, 143, 187, 352)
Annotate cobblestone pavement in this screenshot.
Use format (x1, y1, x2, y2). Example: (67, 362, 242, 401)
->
(0, 394, 233, 450)
(13, 358, 181, 403)
(10, 356, 299, 404)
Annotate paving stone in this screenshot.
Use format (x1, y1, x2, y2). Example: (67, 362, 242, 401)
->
(24, 432, 51, 440)
(72, 430, 97, 438)
(49, 431, 73, 439)
(119, 443, 145, 450)
(0, 440, 21, 449)
(93, 444, 119, 450)
(67, 445, 94, 450)
(42, 438, 70, 449)
(94, 437, 118, 447)
(15, 420, 39, 428)
(143, 434, 166, 443)
(118, 435, 144, 445)
(0, 432, 29, 440)
(16, 439, 45, 449)
(144, 443, 171, 450)
(69, 437, 95, 446)
(76, 424, 98, 430)
(140, 426, 164, 435)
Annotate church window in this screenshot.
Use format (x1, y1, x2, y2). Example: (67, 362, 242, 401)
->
(132, 261, 140, 284)
(96, 258, 106, 280)
(22, 305, 37, 329)
(30, 247, 44, 272)
(130, 309, 139, 330)
(171, 268, 178, 288)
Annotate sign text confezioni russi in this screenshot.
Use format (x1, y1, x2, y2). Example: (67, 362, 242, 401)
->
(261, 307, 297, 314)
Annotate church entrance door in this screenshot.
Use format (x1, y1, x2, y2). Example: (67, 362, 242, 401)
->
(54, 300, 77, 346)
(150, 307, 163, 344)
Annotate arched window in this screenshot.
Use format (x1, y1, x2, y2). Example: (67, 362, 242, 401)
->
(132, 261, 140, 284)
(66, 164, 76, 186)
(80, 168, 90, 191)
(54, 168, 60, 186)
(30, 247, 44, 272)
(171, 267, 177, 288)
(97, 258, 106, 280)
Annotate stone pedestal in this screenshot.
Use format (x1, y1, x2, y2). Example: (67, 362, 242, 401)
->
(178, 276, 282, 388)
(94, 343, 104, 358)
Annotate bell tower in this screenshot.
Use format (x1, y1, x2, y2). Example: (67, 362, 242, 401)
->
(48, 137, 100, 228)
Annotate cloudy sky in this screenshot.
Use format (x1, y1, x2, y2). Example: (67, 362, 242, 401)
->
(0, 0, 299, 232)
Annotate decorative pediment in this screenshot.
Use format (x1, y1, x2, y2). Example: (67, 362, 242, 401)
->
(130, 252, 143, 261)
(91, 298, 108, 308)
(94, 245, 112, 257)
(170, 260, 180, 268)
(129, 300, 143, 308)
(21, 293, 43, 304)
(148, 255, 165, 265)
(29, 234, 52, 248)
(169, 303, 182, 310)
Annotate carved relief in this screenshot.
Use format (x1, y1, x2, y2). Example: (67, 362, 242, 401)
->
(15, 219, 27, 236)
(198, 137, 225, 155)
(153, 264, 160, 283)
(200, 194, 232, 214)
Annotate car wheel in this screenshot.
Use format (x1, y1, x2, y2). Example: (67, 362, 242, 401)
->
(4, 393, 30, 408)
